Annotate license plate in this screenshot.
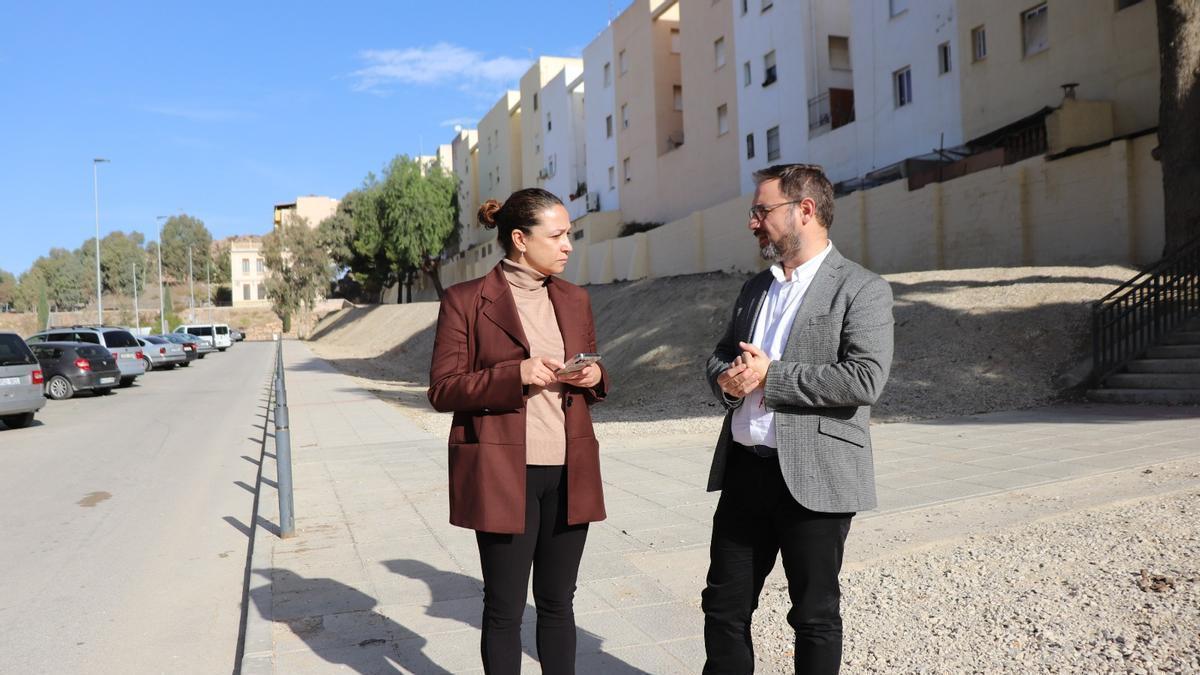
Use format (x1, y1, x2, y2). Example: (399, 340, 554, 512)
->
(0, 377, 19, 386)
(119, 353, 132, 359)
(100, 377, 116, 385)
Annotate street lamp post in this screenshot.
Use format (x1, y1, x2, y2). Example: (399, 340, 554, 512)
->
(188, 247, 195, 323)
(92, 158, 110, 325)
(132, 262, 140, 335)
(156, 215, 168, 334)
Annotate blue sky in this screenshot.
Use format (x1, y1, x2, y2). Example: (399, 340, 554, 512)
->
(0, 1, 617, 276)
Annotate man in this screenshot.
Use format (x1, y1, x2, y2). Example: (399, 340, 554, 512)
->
(702, 164, 894, 674)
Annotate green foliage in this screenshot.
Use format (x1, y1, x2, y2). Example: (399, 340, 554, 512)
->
(87, 230, 148, 296)
(262, 216, 333, 333)
(0, 269, 15, 309)
(211, 239, 233, 284)
(160, 214, 213, 283)
(35, 248, 92, 309)
(36, 286, 49, 331)
(618, 221, 664, 238)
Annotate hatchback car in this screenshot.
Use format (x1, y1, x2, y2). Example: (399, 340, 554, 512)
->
(176, 323, 232, 351)
(137, 335, 187, 371)
(0, 332, 46, 429)
(157, 333, 199, 366)
(26, 326, 145, 387)
(29, 341, 121, 400)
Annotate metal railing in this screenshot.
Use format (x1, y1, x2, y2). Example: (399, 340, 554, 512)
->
(274, 338, 295, 538)
(1091, 234, 1200, 385)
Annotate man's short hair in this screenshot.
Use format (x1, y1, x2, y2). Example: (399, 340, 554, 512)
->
(753, 164, 835, 229)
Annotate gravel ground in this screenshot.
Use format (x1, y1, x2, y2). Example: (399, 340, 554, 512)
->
(307, 265, 1135, 442)
(752, 486, 1200, 674)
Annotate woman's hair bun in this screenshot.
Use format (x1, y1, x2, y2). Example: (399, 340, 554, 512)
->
(478, 199, 502, 229)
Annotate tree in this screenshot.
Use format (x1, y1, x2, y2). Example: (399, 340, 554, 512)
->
(88, 231, 147, 296)
(262, 215, 333, 336)
(13, 269, 45, 313)
(160, 214, 213, 283)
(211, 239, 233, 285)
(0, 269, 15, 310)
(375, 156, 460, 300)
(319, 188, 394, 302)
(37, 286, 49, 331)
(35, 248, 92, 310)
(1156, 0, 1200, 251)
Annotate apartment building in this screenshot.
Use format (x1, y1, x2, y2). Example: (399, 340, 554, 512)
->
(520, 57, 584, 193)
(477, 91, 523, 208)
(537, 66, 589, 219)
(450, 128, 482, 249)
(229, 237, 268, 307)
(273, 196, 340, 230)
(583, 25, 620, 214)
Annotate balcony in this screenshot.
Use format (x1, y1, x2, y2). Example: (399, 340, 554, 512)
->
(807, 88, 855, 138)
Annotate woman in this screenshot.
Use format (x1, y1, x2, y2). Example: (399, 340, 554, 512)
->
(428, 188, 608, 674)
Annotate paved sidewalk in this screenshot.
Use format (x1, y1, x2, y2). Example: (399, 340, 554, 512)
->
(240, 342, 1200, 674)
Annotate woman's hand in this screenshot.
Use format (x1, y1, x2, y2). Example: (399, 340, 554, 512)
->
(521, 356, 563, 388)
(557, 363, 602, 389)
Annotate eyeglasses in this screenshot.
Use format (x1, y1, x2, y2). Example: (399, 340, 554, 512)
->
(748, 200, 802, 223)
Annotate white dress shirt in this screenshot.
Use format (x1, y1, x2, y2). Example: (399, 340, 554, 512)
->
(732, 241, 833, 449)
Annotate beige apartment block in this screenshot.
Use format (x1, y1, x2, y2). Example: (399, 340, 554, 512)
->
(450, 129, 482, 249)
(520, 56, 584, 190)
(230, 237, 269, 307)
(478, 91, 523, 211)
(956, 0, 1159, 142)
(273, 195, 340, 230)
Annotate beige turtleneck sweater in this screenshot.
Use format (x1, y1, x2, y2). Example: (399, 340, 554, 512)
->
(501, 258, 567, 466)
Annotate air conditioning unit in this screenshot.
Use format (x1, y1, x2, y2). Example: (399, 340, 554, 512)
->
(586, 192, 600, 212)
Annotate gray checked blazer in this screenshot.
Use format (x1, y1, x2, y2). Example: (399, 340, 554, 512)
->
(704, 245, 894, 513)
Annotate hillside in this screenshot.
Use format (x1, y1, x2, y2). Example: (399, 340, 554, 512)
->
(308, 265, 1135, 441)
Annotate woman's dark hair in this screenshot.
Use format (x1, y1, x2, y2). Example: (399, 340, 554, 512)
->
(478, 188, 564, 255)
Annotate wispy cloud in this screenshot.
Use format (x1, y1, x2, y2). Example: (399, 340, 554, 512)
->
(143, 105, 251, 122)
(439, 117, 476, 129)
(350, 43, 530, 93)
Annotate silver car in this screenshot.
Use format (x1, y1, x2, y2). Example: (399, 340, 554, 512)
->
(0, 332, 46, 429)
(26, 326, 146, 387)
(137, 336, 187, 371)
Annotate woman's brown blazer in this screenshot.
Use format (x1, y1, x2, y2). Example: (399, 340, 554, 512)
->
(428, 263, 609, 534)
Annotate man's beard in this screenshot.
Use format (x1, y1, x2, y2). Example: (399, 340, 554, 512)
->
(759, 230, 802, 261)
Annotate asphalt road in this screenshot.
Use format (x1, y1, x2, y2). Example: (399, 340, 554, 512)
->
(0, 341, 273, 674)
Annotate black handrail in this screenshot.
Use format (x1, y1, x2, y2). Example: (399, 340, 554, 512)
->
(1091, 233, 1200, 386)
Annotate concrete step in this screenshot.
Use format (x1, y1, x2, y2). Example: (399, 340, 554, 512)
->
(1087, 388, 1200, 405)
(1126, 358, 1200, 374)
(1164, 331, 1200, 345)
(1106, 373, 1200, 390)
(1145, 344, 1200, 359)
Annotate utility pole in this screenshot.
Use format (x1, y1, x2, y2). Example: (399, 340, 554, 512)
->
(132, 262, 140, 335)
(188, 247, 195, 323)
(206, 257, 213, 327)
(156, 215, 168, 334)
(92, 158, 110, 325)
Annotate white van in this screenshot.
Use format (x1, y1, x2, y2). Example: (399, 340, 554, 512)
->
(175, 323, 233, 352)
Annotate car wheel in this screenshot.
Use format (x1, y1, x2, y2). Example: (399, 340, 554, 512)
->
(119, 377, 135, 388)
(94, 388, 113, 396)
(179, 362, 190, 368)
(218, 347, 227, 352)
(46, 375, 74, 401)
(143, 357, 154, 372)
(198, 354, 207, 359)
(0, 412, 34, 429)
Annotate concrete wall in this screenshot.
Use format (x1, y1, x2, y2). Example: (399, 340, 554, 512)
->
(956, 0, 1159, 141)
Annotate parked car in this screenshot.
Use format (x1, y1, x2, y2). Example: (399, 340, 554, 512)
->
(175, 323, 232, 352)
(231, 328, 245, 342)
(157, 333, 199, 366)
(0, 332, 45, 429)
(28, 341, 121, 400)
(137, 336, 187, 371)
(26, 326, 145, 387)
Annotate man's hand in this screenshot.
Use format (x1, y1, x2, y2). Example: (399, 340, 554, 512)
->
(557, 363, 602, 389)
(520, 356, 563, 388)
(737, 342, 771, 388)
(718, 358, 762, 399)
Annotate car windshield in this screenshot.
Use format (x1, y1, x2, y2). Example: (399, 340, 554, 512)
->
(216, 326, 229, 335)
(0, 334, 36, 366)
(77, 346, 110, 359)
(187, 326, 214, 336)
(103, 330, 139, 348)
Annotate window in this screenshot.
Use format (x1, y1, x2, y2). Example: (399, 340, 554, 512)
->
(670, 28, 681, 54)
(1117, 0, 1144, 9)
(243, 284, 250, 301)
(829, 36, 850, 71)
(971, 26, 987, 61)
(606, 114, 613, 138)
(547, 112, 552, 131)
(762, 0, 773, 11)
(766, 126, 780, 161)
(241, 258, 249, 274)
(746, 133, 755, 159)
(714, 37, 726, 68)
(533, 93, 539, 111)
(623, 157, 631, 182)
(763, 51, 777, 86)
(1022, 4, 1048, 57)
(894, 66, 913, 107)
(717, 104, 729, 135)
(674, 85, 683, 111)
(938, 42, 951, 74)
(257, 284, 265, 299)
(743, 61, 752, 86)
(608, 166, 615, 190)
(621, 103, 629, 129)
(741, 0, 748, 14)
(256, 259, 263, 274)
(889, 0, 908, 16)
(603, 62, 612, 86)
(619, 50, 628, 74)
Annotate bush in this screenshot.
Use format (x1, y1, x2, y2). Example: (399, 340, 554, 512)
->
(618, 221, 664, 238)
